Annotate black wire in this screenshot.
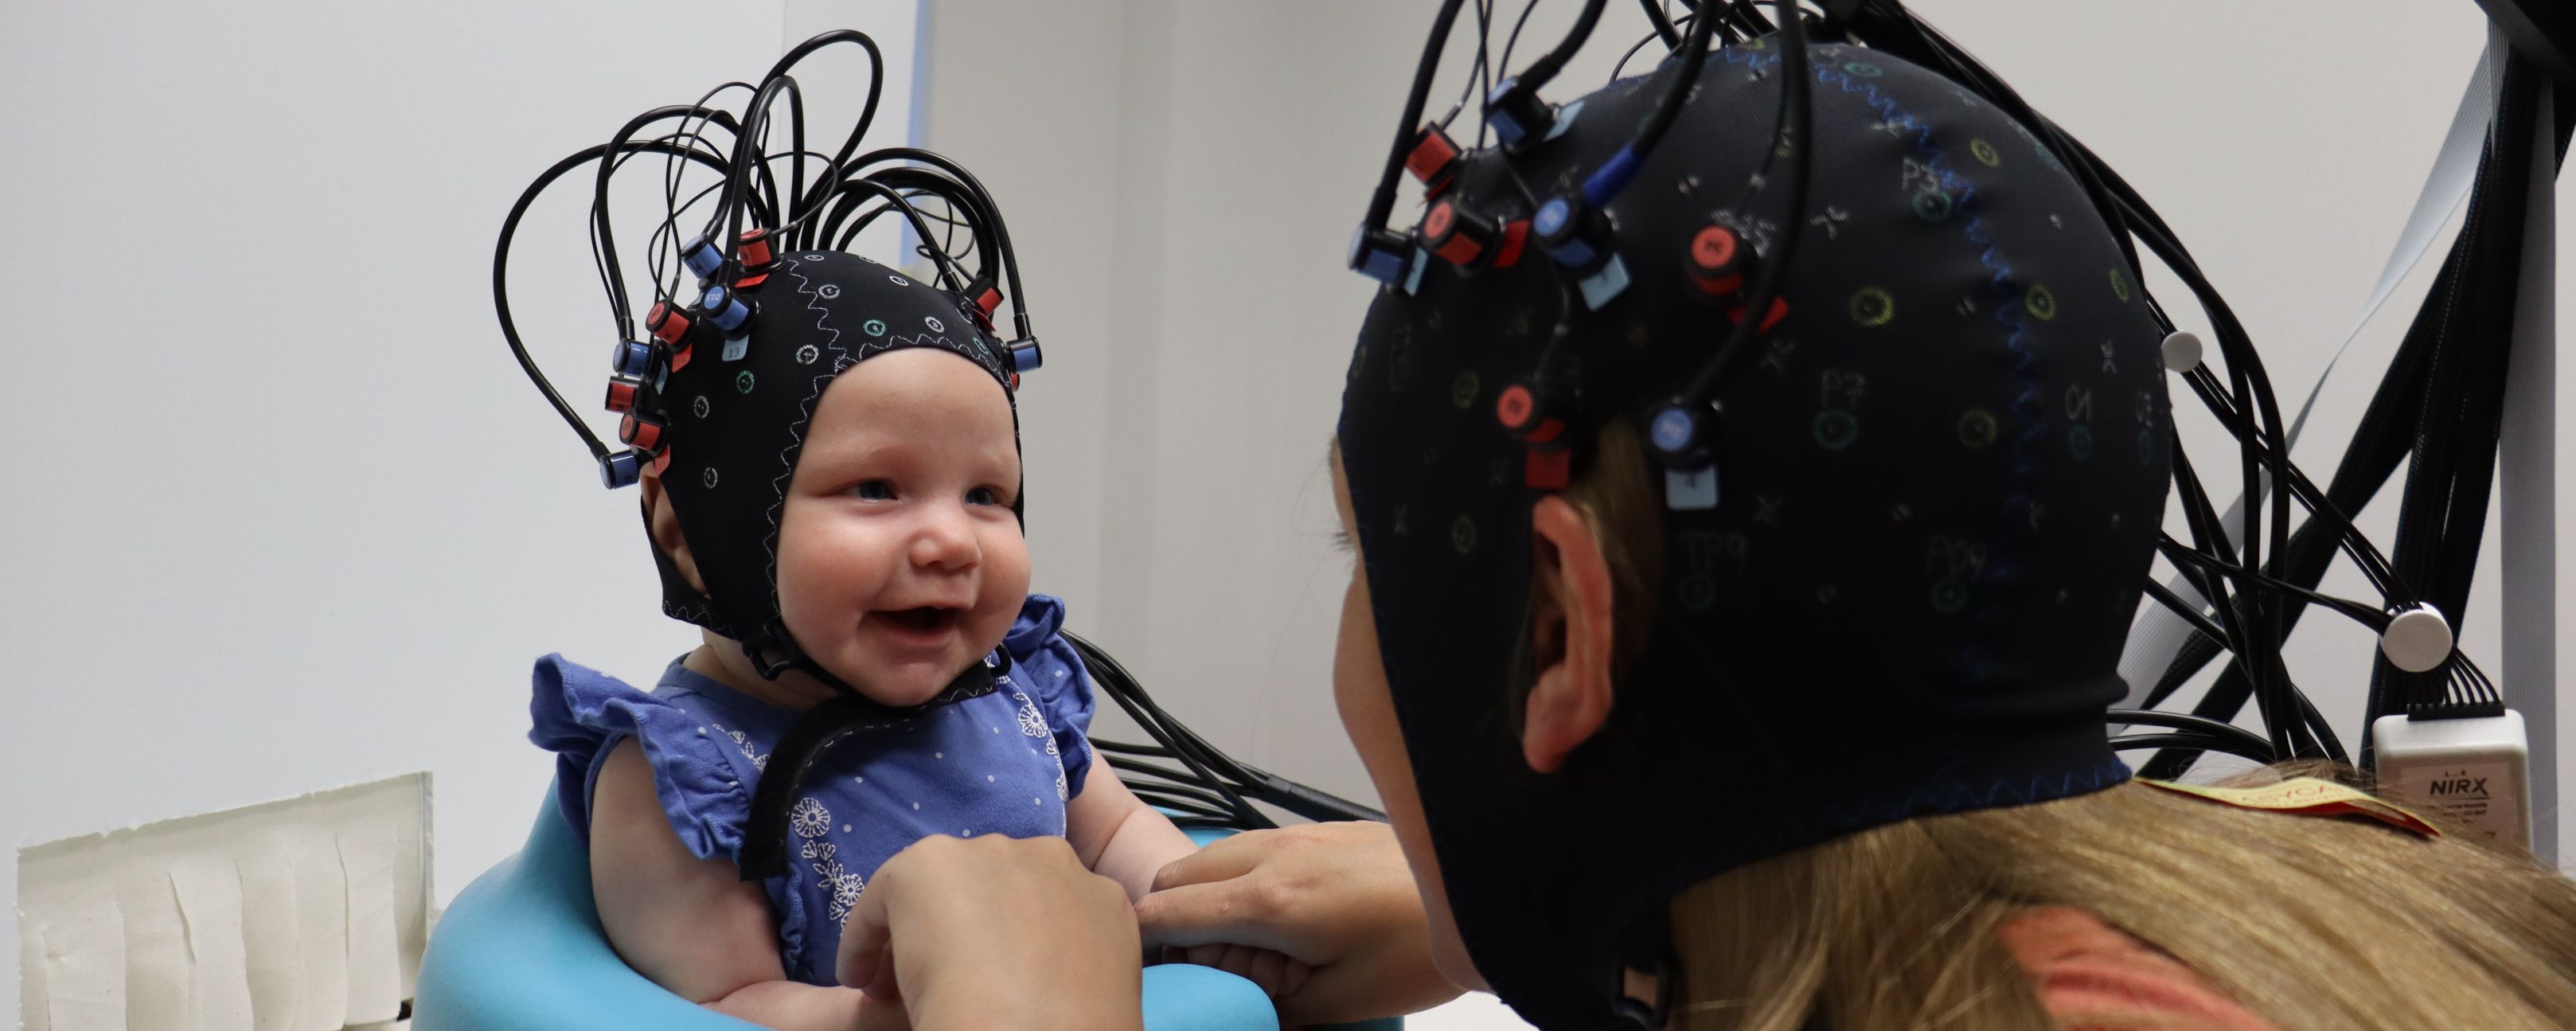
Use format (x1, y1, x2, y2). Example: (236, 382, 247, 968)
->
(2106, 709, 2277, 761)
(1067, 631, 1387, 826)
(1622, 0, 1716, 164)
(2110, 732, 2274, 766)
(1367, 0, 1476, 233)
(1610, 18, 1681, 82)
(1438, 0, 1497, 129)
(819, 179, 969, 291)
(2156, 537, 2393, 633)
(1093, 738, 1178, 759)
(1516, 0, 1612, 94)
(2176, 366, 2405, 599)
(838, 148, 1032, 338)
(1637, 0, 1681, 47)
(1495, 0, 1548, 89)
(2139, 577, 2227, 646)
(498, 138, 760, 460)
(1682, 0, 1809, 404)
(590, 105, 752, 332)
(761, 29, 888, 198)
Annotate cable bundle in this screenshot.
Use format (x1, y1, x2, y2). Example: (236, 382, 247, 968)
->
(495, 30, 1038, 487)
(1065, 632, 1387, 830)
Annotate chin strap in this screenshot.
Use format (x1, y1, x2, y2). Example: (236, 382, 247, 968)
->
(738, 651, 1012, 881)
(1604, 924, 1676, 1029)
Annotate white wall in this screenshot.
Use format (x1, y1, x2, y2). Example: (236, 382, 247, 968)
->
(2, 0, 2567, 1025)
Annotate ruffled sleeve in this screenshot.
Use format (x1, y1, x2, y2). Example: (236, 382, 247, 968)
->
(527, 654, 751, 861)
(1000, 596, 1097, 798)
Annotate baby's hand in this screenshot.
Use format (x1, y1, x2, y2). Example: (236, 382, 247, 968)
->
(1160, 944, 1315, 1002)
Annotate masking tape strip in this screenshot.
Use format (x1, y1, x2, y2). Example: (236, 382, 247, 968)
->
(120, 867, 197, 1029)
(171, 854, 257, 1030)
(2141, 776, 2441, 837)
(288, 827, 349, 1031)
(391, 776, 431, 1002)
(240, 836, 304, 1031)
(338, 823, 403, 1025)
(37, 883, 123, 1031)
(20, 877, 51, 1031)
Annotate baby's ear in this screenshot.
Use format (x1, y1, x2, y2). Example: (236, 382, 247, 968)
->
(641, 472, 707, 594)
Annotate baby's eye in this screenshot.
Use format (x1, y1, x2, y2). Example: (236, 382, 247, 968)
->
(852, 480, 896, 501)
(966, 486, 1001, 506)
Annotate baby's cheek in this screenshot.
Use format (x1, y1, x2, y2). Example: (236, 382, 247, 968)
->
(981, 525, 1034, 605)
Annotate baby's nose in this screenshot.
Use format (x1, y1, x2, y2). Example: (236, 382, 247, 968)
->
(908, 509, 979, 571)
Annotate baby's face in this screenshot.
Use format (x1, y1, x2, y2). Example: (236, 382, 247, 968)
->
(774, 348, 1028, 706)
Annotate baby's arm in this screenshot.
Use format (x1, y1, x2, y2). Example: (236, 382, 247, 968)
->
(591, 740, 871, 1030)
(1064, 759, 1200, 901)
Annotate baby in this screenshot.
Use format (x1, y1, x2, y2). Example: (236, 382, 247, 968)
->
(525, 247, 1200, 1027)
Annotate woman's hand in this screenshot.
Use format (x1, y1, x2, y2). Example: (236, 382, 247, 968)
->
(837, 834, 1143, 1031)
(1134, 822, 1463, 1025)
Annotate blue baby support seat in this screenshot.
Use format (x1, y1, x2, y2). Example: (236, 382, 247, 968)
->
(415, 786, 1401, 1030)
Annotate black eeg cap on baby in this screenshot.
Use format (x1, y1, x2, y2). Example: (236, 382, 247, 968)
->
(1334, 37, 2172, 1031)
(640, 250, 1018, 670)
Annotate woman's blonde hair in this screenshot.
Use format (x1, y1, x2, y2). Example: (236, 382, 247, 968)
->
(1549, 425, 2576, 1031)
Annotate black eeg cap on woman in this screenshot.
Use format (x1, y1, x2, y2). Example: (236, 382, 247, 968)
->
(1334, 10, 2172, 1028)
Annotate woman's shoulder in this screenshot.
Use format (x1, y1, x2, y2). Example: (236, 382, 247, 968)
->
(1996, 907, 2277, 1031)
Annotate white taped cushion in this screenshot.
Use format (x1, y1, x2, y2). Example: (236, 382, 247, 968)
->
(338, 824, 403, 1025)
(239, 835, 305, 1031)
(120, 868, 199, 1029)
(21, 883, 52, 1031)
(170, 854, 256, 1030)
(391, 780, 432, 1002)
(287, 828, 349, 1031)
(36, 883, 124, 1031)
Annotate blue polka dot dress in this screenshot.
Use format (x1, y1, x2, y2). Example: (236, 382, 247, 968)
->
(529, 595, 1096, 985)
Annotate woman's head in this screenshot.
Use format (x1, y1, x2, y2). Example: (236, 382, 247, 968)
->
(1330, 37, 2169, 1025)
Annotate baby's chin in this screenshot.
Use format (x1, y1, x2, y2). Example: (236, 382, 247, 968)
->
(820, 644, 999, 708)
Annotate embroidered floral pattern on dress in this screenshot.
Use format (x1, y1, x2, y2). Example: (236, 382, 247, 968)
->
(790, 797, 832, 840)
(1012, 689, 1067, 799)
(1015, 692, 1049, 739)
(800, 838, 867, 922)
(790, 797, 866, 921)
(712, 722, 771, 771)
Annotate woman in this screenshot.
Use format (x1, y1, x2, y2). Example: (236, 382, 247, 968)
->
(1164, 17, 2576, 1031)
(847, 17, 2576, 1031)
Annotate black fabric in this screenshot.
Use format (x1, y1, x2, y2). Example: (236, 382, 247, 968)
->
(737, 652, 1009, 881)
(1334, 44, 2169, 1029)
(639, 251, 1014, 660)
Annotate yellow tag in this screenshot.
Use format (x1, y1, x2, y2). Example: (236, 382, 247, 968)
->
(2139, 776, 2441, 838)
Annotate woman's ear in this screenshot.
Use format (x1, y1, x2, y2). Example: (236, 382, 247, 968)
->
(1523, 495, 1617, 774)
(641, 472, 708, 594)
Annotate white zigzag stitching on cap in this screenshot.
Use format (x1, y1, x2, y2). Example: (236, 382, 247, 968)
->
(760, 264, 970, 597)
(762, 258, 849, 595)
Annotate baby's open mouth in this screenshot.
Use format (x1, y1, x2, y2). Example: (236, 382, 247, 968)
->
(874, 606, 961, 635)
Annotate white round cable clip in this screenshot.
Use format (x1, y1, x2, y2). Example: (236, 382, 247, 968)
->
(2161, 330, 2204, 373)
(2380, 603, 2454, 674)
